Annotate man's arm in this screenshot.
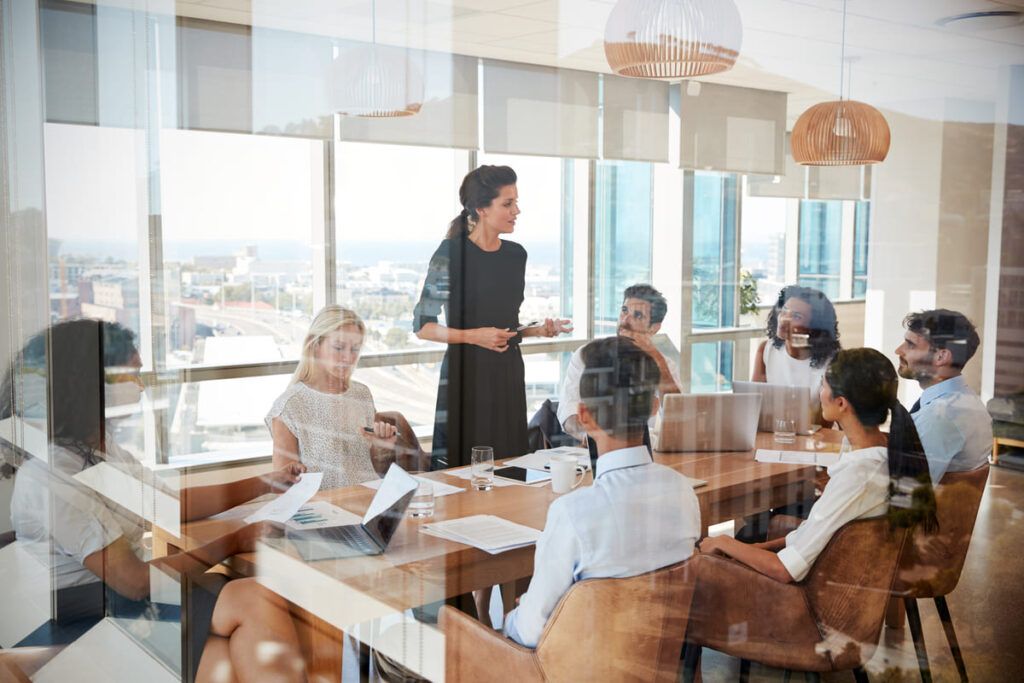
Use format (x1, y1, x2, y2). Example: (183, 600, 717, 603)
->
(503, 503, 580, 648)
(914, 406, 966, 485)
(556, 350, 586, 440)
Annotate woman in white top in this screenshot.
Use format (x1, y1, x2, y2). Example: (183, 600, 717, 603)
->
(752, 285, 841, 391)
(700, 348, 937, 582)
(268, 305, 424, 490)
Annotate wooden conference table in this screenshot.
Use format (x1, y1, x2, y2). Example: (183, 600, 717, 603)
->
(161, 429, 842, 680)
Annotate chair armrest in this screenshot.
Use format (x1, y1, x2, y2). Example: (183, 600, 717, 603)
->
(439, 606, 544, 682)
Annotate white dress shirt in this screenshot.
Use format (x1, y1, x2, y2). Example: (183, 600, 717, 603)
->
(503, 445, 700, 648)
(911, 375, 992, 484)
(776, 445, 890, 582)
(558, 342, 681, 441)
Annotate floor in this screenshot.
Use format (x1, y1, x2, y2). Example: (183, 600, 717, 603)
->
(698, 463, 1024, 682)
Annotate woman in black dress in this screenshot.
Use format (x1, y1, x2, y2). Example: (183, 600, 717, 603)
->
(413, 165, 571, 471)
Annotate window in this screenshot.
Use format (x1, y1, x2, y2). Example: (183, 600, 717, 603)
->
(797, 200, 842, 299)
(592, 160, 653, 336)
(853, 201, 870, 298)
(691, 341, 735, 393)
(692, 172, 739, 329)
(334, 141, 467, 354)
(740, 192, 788, 306)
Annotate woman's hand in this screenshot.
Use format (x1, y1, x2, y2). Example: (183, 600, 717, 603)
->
(540, 318, 573, 338)
(469, 327, 517, 352)
(361, 421, 398, 450)
(696, 536, 732, 557)
(262, 461, 307, 493)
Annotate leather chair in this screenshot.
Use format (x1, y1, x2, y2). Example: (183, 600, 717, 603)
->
(439, 560, 695, 683)
(684, 518, 908, 682)
(892, 465, 989, 683)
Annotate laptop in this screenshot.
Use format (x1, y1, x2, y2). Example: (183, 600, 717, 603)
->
(283, 464, 418, 562)
(732, 380, 817, 435)
(653, 393, 762, 452)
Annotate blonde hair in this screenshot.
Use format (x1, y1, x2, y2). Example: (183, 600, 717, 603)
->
(292, 305, 366, 385)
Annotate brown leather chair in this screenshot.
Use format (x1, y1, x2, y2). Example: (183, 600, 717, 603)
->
(892, 465, 989, 683)
(684, 518, 908, 683)
(439, 560, 695, 683)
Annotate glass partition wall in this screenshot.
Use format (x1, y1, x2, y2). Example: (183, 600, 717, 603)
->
(2, 1, 1020, 681)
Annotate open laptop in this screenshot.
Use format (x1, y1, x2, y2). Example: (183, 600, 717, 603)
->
(283, 464, 418, 562)
(732, 380, 817, 435)
(653, 393, 762, 452)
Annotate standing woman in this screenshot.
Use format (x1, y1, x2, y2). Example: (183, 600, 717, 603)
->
(753, 284, 841, 390)
(414, 165, 571, 470)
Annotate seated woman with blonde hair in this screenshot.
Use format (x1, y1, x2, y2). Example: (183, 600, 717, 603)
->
(267, 305, 425, 489)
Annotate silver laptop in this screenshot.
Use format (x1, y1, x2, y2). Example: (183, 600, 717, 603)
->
(653, 393, 762, 452)
(732, 380, 816, 435)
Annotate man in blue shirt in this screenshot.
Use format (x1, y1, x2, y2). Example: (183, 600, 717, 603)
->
(504, 336, 701, 648)
(895, 309, 992, 484)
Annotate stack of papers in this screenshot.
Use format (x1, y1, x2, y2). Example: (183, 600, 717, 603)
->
(755, 449, 840, 468)
(244, 472, 323, 523)
(360, 475, 464, 497)
(505, 446, 590, 472)
(420, 515, 542, 554)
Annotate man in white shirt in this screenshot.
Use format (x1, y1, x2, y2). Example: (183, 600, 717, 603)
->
(895, 309, 992, 484)
(504, 336, 701, 648)
(557, 284, 682, 442)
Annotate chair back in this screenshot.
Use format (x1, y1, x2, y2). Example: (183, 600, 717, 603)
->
(803, 517, 908, 670)
(894, 465, 989, 598)
(534, 560, 695, 683)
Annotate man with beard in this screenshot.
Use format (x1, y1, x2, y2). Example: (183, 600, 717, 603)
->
(558, 284, 681, 445)
(895, 309, 992, 484)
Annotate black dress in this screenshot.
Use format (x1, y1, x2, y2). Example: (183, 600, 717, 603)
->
(413, 235, 530, 470)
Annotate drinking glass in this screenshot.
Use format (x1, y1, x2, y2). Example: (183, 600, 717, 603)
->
(471, 446, 494, 491)
(774, 418, 797, 444)
(409, 481, 435, 518)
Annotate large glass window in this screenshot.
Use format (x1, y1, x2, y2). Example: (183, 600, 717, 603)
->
(798, 200, 842, 299)
(592, 160, 653, 336)
(160, 129, 323, 369)
(740, 192, 787, 306)
(334, 141, 466, 354)
(853, 200, 870, 298)
(692, 172, 738, 329)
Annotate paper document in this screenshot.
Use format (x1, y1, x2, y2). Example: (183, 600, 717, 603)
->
(420, 515, 542, 554)
(284, 500, 362, 530)
(362, 464, 418, 524)
(505, 446, 590, 471)
(754, 449, 839, 468)
(245, 472, 322, 523)
(361, 475, 464, 498)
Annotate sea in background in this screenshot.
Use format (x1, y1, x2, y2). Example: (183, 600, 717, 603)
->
(55, 239, 561, 268)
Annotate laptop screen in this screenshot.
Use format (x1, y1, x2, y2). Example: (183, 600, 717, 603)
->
(360, 464, 419, 550)
(362, 488, 416, 550)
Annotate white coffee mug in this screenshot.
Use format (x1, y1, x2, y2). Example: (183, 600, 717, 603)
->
(549, 454, 585, 494)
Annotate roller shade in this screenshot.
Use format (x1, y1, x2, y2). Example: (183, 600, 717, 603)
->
(338, 52, 478, 150)
(603, 74, 669, 163)
(679, 82, 786, 174)
(251, 26, 334, 138)
(806, 165, 872, 200)
(747, 133, 805, 198)
(483, 60, 599, 158)
(177, 18, 252, 134)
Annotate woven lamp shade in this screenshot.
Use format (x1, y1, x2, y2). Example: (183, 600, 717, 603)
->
(791, 99, 890, 166)
(332, 44, 423, 118)
(604, 0, 742, 79)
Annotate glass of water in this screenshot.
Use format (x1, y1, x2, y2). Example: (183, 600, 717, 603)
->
(471, 446, 494, 491)
(409, 481, 434, 518)
(774, 418, 797, 444)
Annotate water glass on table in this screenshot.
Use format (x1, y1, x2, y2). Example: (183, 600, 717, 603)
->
(774, 417, 797, 444)
(471, 446, 494, 491)
(409, 481, 435, 518)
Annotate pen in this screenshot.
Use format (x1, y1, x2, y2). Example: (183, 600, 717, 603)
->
(364, 426, 402, 438)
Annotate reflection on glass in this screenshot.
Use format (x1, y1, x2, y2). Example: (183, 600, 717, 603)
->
(693, 172, 739, 329)
(798, 200, 841, 300)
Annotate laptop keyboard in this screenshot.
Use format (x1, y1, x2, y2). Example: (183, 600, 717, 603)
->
(321, 524, 377, 553)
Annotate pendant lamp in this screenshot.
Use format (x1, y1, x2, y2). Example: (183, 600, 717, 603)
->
(791, 1, 890, 165)
(604, 0, 743, 79)
(333, 0, 423, 117)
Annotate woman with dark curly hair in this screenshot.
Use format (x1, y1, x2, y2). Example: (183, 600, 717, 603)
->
(752, 284, 841, 391)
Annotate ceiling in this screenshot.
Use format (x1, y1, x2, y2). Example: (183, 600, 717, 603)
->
(155, 1, 1024, 123)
